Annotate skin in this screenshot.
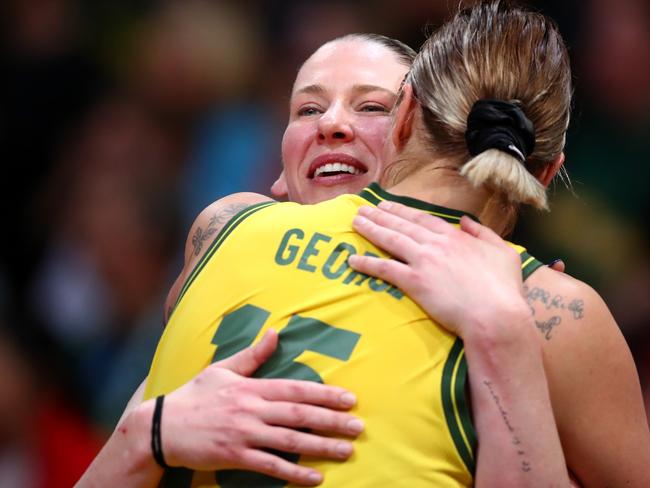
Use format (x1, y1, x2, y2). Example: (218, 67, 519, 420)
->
(164, 41, 572, 486)
(281, 38, 405, 204)
(343, 84, 650, 486)
(77, 38, 410, 488)
(77, 39, 575, 487)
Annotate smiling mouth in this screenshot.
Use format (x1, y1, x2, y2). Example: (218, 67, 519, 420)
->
(309, 162, 368, 179)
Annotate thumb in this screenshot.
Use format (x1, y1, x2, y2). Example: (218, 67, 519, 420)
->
(270, 171, 288, 200)
(460, 215, 504, 246)
(548, 258, 566, 273)
(215, 329, 278, 376)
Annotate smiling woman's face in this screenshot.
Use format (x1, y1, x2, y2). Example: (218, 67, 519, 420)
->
(281, 39, 409, 204)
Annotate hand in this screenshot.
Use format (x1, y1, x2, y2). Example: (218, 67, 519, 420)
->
(148, 329, 363, 486)
(348, 201, 531, 339)
(548, 258, 566, 273)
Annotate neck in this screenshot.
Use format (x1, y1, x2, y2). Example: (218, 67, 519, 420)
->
(384, 164, 514, 236)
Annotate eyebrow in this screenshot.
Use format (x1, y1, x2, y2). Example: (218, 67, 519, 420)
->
(293, 84, 398, 97)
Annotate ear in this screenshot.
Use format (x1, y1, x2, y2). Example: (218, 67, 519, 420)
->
(270, 171, 288, 199)
(537, 152, 565, 188)
(391, 84, 418, 151)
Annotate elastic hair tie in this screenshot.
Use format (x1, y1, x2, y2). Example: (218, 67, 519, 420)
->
(151, 395, 170, 469)
(464, 99, 535, 162)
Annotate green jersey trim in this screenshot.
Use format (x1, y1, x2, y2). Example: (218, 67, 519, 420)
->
(519, 250, 544, 281)
(174, 201, 277, 310)
(359, 183, 479, 223)
(441, 338, 476, 475)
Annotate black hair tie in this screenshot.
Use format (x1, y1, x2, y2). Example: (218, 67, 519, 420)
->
(465, 100, 535, 163)
(151, 395, 170, 469)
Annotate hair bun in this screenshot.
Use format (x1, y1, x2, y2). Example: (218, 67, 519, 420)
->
(465, 100, 535, 162)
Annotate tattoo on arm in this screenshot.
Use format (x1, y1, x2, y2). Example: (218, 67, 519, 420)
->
(523, 285, 585, 340)
(483, 380, 532, 473)
(191, 203, 251, 256)
(535, 316, 561, 340)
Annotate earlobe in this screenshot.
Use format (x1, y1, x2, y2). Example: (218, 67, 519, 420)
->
(391, 84, 418, 150)
(538, 152, 565, 188)
(270, 171, 289, 199)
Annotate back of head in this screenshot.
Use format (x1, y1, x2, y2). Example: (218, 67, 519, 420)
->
(406, 0, 572, 210)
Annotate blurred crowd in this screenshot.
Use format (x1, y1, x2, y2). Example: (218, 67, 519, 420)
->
(0, 0, 648, 486)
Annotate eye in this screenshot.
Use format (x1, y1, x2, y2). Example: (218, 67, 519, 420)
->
(297, 106, 323, 117)
(359, 104, 389, 113)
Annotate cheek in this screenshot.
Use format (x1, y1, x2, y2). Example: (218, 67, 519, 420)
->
(281, 122, 313, 200)
(357, 118, 392, 157)
(281, 123, 312, 174)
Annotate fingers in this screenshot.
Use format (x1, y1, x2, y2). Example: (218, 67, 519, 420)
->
(237, 449, 323, 486)
(216, 329, 278, 376)
(459, 215, 503, 246)
(352, 213, 417, 262)
(255, 379, 357, 410)
(262, 402, 364, 437)
(548, 258, 566, 273)
(254, 426, 354, 460)
(347, 254, 411, 291)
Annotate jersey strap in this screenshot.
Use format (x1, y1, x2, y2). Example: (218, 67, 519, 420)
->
(441, 338, 477, 474)
(359, 183, 479, 224)
(519, 250, 544, 281)
(174, 201, 277, 308)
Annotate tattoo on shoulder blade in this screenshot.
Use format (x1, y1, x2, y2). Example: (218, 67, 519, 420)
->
(191, 203, 251, 256)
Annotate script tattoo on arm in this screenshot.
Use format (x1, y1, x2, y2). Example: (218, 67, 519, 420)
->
(191, 203, 251, 256)
(535, 316, 561, 340)
(523, 285, 585, 340)
(483, 380, 532, 473)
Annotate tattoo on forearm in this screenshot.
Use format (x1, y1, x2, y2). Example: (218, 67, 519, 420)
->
(483, 380, 532, 473)
(535, 316, 561, 340)
(191, 203, 251, 256)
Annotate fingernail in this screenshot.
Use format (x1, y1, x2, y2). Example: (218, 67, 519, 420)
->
(378, 201, 392, 209)
(340, 392, 356, 407)
(336, 442, 353, 457)
(547, 258, 562, 267)
(346, 418, 364, 434)
(358, 205, 373, 215)
(352, 215, 367, 226)
(307, 471, 322, 484)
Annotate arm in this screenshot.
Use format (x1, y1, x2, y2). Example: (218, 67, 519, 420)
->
(77, 194, 365, 487)
(77, 330, 364, 487)
(525, 268, 650, 487)
(349, 202, 570, 486)
(165, 192, 274, 322)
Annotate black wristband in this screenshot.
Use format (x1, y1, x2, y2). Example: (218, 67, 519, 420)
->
(151, 395, 169, 469)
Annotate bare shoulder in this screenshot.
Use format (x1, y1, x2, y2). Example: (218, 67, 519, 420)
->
(522, 265, 624, 345)
(187, 192, 274, 262)
(525, 267, 650, 485)
(164, 192, 273, 320)
(523, 266, 628, 376)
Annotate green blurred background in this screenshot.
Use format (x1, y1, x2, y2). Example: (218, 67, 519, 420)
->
(0, 1, 648, 486)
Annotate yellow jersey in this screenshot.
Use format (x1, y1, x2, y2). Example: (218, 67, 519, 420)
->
(144, 183, 543, 488)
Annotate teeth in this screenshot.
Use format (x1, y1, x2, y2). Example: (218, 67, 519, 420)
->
(314, 162, 361, 177)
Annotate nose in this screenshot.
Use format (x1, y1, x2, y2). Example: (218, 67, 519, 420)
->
(317, 103, 354, 144)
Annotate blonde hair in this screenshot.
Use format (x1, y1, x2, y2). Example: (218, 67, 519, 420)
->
(405, 0, 572, 210)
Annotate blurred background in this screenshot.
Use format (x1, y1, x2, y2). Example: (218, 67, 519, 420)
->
(0, 0, 648, 485)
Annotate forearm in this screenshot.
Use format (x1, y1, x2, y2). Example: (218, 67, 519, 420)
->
(76, 401, 163, 488)
(466, 313, 569, 487)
